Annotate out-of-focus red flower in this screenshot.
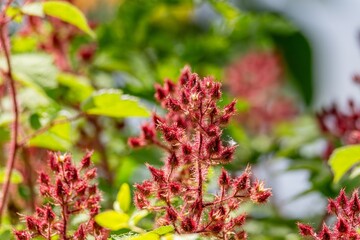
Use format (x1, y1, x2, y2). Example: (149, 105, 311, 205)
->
(225, 51, 298, 134)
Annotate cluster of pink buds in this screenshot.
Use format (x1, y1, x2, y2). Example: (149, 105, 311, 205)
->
(129, 67, 272, 239)
(298, 189, 360, 239)
(14, 152, 108, 240)
(225, 51, 297, 134)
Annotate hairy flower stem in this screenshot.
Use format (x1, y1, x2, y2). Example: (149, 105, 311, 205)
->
(0, 2, 19, 221)
(196, 132, 203, 224)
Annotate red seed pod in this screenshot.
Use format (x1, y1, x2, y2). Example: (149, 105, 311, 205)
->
(49, 152, 59, 172)
(128, 137, 145, 148)
(81, 151, 93, 169)
(165, 79, 176, 93)
(45, 205, 55, 223)
(207, 136, 222, 154)
(134, 192, 150, 209)
(297, 223, 315, 236)
(135, 180, 153, 197)
(211, 82, 222, 99)
(74, 224, 86, 240)
(141, 124, 156, 141)
(168, 153, 179, 167)
(152, 113, 164, 127)
(181, 217, 197, 232)
(318, 224, 331, 240)
(336, 189, 348, 210)
(349, 190, 360, 213)
(166, 98, 182, 112)
(182, 144, 192, 155)
(327, 199, 338, 214)
(169, 182, 181, 194)
(219, 168, 231, 187)
(25, 216, 39, 232)
(39, 172, 50, 185)
(85, 168, 97, 180)
(179, 66, 191, 86)
(336, 217, 349, 233)
(147, 164, 165, 183)
(155, 84, 168, 102)
(14, 230, 31, 240)
(220, 146, 236, 162)
(165, 207, 178, 222)
(55, 178, 66, 198)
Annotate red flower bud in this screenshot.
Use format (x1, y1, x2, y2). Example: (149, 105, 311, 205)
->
(181, 217, 197, 232)
(218, 168, 231, 187)
(155, 84, 168, 102)
(128, 137, 144, 148)
(147, 164, 165, 183)
(141, 124, 156, 141)
(165, 207, 178, 222)
(297, 223, 315, 236)
(81, 151, 93, 169)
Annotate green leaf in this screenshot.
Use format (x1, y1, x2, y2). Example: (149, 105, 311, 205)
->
(0, 168, 23, 184)
(0, 53, 59, 89)
(125, 233, 159, 240)
(42, 1, 95, 37)
(81, 90, 150, 118)
(111, 232, 159, 240)
(21, 2, 44, 17)
(57, 73, 94, 102)
(95, 210, 129, 231)
(117, 183, 131, 213)
(28, 120, 73, 151)
(5, 7, 23, 22)
(329, 145, 360, 183)
(129, 210, 148, 227)
(151, 225, 174, 235)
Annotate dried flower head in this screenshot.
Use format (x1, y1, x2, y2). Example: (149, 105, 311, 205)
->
(14, 152, 108, 240)
(129, 66, 271, 239)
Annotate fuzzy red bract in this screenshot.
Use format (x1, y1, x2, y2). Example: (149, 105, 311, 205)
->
(14, 152, 108, 240)
(129, 66, 271, 239)
(298, 189, 360, 240)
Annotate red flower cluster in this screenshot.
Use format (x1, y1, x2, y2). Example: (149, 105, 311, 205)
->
(129, 67, 272, 239)
(14, 152, 108, 240)
(298, 189, 360, 239)
(317, 100, 360, 146)
(225, 51, 297, 134)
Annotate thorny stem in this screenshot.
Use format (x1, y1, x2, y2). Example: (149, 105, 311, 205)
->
(22, 149, 36, 211)
(0, 0, 19, 222)
(196, 131, 204, 224)
(90, 117, 113, 186)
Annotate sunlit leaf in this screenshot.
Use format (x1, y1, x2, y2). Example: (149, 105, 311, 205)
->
(0, 168, 23, 184)
(95, 210, 129, 231)
(21, 2, 44, 17)
(42, 1, 95, 37)
(81, 89, 150, 118)
(28, 120, 73, 151)
(5, 7, 23, 22)
(117, 183, 131, 213)
(129, 210, 148, 227)
(329, 145, 360, 183)
(151, 225, 174, 235)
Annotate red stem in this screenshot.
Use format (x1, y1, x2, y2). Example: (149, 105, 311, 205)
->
(0, 2, 20, 221)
